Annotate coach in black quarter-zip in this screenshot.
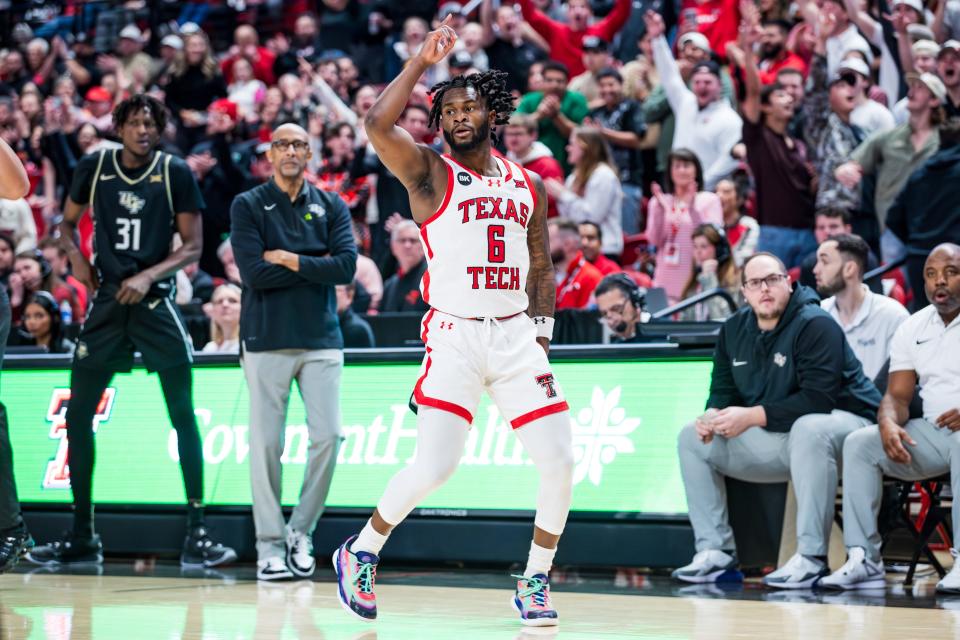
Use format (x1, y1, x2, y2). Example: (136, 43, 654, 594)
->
(230, 123, 356, 581)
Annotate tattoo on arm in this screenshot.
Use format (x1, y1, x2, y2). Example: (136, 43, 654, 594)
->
(525, 175, 555, 318)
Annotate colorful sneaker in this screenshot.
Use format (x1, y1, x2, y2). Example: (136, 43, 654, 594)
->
(180, 526, 237, 568)
(26, 532, 103, 566)
(0, 526, 33, 573)
(511, 574, 559, 627)
(332, 535, 378, 621)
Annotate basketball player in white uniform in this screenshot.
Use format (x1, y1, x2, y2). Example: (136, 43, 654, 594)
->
(332, 17, 574, 627)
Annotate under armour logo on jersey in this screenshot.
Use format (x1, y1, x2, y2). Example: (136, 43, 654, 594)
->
(457, 172, 472, 186)
(439, 321, 454, 330)
(514, 180, 526, 189)
(486, 178, 502, 188)
(532, 317, 548, 324)
(118, 191, 146, 215)
(536, 373, 558, 398)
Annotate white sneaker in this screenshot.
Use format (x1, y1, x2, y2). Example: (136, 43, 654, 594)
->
(936, 549, 960, 593)
(286, 527, 315, 578)
(763, 553, 829, 589)
(819, 547, 885, 590)
(671, 549, 741, 584)
(257, 556, 293, 581)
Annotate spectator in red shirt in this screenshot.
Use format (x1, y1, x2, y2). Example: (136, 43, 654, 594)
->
(221, 25, 276, 87)
(549, 218, 603, 309)
(503, 114, 564, 218)
(516, 0, 632, 77)
(757, 20, 808, 85)
(579, 221, 622, 275)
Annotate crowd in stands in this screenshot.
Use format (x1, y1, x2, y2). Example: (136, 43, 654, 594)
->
(1, 0, 958, 352)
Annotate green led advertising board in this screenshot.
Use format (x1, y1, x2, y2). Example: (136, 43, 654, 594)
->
(6, 359, 711, 515)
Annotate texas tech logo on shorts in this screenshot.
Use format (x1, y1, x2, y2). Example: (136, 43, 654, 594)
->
(536, 373, 558, 398)
(457, 172, 472, 186)
(119, 190, 146, 215)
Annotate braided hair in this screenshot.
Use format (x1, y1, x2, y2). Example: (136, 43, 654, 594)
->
(427, 70, 514, 142)
(112, 94, 169, 133)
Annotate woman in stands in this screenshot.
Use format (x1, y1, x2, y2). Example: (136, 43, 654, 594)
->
(645, 148, 722, 305)
(545, 126, 624, 260)
(10, 252, 82, 324)
(202, 283, 240, 353)
(13, 292, 73, 353)
(679, 224, 742, 322)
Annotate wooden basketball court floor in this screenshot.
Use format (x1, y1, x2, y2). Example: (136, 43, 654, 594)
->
(2, 562, 959, 640)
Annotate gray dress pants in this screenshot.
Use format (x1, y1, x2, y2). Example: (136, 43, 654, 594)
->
(678, 410, 870, 557)
(841, 419, 960, 562)
(242, 348, 343, 561)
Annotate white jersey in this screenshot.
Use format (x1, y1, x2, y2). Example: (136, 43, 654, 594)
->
(419, 154, 537, 318)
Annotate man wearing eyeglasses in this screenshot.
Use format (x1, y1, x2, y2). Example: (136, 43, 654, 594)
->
(230, 123, 357, 581)
(673, 252, 880, 589)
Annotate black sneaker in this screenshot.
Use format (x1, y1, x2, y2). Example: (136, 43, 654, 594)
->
(0, 526, 33, 573)
(181, 526, 237, 568)
(26, 532, 103, 566)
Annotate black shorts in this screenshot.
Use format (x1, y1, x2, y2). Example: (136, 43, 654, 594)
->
(73, 287, 193, 373)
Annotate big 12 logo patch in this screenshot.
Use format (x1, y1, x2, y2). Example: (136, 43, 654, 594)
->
(43, 388, 116, 489)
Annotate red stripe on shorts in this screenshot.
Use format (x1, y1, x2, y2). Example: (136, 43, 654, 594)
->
(510, 401, 570, 429)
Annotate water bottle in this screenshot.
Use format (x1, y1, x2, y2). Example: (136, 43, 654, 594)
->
(60, 300, 72, 325)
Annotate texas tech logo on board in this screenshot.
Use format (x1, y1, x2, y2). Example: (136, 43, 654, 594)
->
(43, 388, 116, 489)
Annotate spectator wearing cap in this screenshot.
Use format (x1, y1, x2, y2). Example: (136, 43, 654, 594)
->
(569, 36, 614, 105)
(273, 14, 324, 79)
(516, 61, 589, 172)
(756, 20, 808, 86)
(842, 0, 921, 109)
(646, 11, 742, 190)
(939, 40, 960, 117)
(586, 68, 649, 235)
(222, 25, 276, 87)
(516, 0, 632, 77)
(76, 86, 114, 133)
(447, 50, 477, 78)
(112, 25, 153, 88)
(838, 57, 895, 137)
(166, 30, 228, 152)
(480, 0, 547, 95)
(801, 26, 865, 215)
(454, 22, 490, 73)
(503, 114, 564, 219)
(891, 40, 941, 124)
(735, 22, 817, 269)
(835, 72, 944, 264)
(150, 35, 183, 87)
(438, 2, 469, 32)
(887, 121, 960, 310)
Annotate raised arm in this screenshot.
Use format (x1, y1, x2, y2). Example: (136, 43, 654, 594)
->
(364, 17, 455, 197)
(646, 11, 692, 113)
(524, 174, 556, 353)
(0, 138, 29, 199)
(736, 6, 763, 124)
(480, 0, 498, 49)
(516, 0, 561, 41)
(595, 0, 634, 41)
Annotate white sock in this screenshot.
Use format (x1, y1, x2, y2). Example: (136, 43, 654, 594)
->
(524, 541, 557, 578)
(351, 519, 389, 556)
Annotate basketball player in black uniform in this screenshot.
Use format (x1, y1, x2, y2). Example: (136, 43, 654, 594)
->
(27, 95, 236, 567)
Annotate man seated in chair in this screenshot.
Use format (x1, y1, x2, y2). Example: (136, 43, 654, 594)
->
(673, 252, 881, 589)
(822, 243, 960, 593)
